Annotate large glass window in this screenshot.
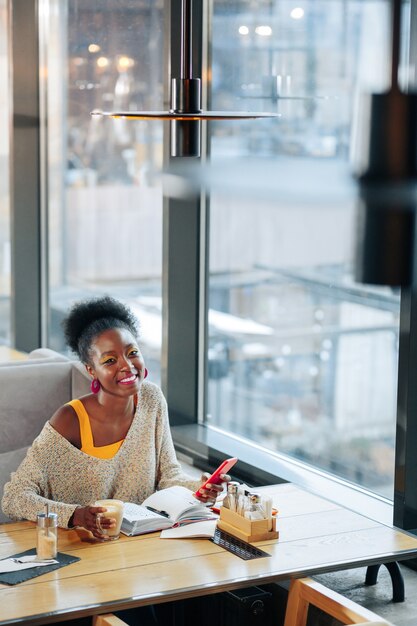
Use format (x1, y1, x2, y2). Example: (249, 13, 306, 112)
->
(207, 0, 399, 498)
(0, 0, 10, 348)
(45, 0, 164, 380)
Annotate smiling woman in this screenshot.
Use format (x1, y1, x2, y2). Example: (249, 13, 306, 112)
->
(1, 296, 225, 539)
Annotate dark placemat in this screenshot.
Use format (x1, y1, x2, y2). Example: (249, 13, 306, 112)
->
(0, 548, 80, 585)
(211, 528, 271, 560)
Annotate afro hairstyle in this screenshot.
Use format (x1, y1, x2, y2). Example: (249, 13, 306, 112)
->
(62, 295, 140, 364)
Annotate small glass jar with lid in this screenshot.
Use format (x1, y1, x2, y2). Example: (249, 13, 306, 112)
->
(36, 512, 58, 560)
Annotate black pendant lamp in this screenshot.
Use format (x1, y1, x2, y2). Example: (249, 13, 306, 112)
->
(91, 0, 278, 157)
(353, 0, 417, 286)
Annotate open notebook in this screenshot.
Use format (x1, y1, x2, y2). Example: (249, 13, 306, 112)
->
(121, 486, 217, 536)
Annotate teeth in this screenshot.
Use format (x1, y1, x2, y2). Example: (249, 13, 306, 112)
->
(120, 375, 136, 383)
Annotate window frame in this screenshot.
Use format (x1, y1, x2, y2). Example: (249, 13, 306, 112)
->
(8, 0, 417, 542)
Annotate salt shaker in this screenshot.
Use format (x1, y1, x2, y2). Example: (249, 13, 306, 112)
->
(36, 512, 58, 560)
(222, 481, 239, 511)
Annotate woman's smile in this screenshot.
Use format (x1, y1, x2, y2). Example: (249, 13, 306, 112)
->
(118, 373, 138, 385)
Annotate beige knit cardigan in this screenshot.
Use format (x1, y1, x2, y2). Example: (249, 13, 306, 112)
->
(2, 381, 200, 528)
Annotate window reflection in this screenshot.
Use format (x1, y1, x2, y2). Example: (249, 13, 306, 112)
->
(208, 0, 399, 497)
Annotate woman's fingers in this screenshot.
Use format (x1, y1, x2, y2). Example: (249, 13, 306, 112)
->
(79, 506, 116, 538)
(195, 471, 233, 502)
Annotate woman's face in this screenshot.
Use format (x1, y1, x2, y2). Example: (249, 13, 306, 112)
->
(87, 327, 145, 398)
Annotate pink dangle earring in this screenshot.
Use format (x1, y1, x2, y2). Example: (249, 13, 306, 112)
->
(91, 378, 101, 394)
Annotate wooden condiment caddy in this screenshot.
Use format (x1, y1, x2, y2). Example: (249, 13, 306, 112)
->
(217, 506, 279, 543)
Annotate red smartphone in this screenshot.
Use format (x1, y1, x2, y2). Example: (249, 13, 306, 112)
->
(194, 457, 238, 498)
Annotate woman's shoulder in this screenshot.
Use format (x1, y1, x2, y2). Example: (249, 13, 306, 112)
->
(139, 381, 167, 409)
(49, 402, 81, 447)
(141, 380, 164, 397)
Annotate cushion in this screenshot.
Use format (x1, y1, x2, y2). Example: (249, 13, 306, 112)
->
(0, 361, 73, 452)
(71, 362, 91, 398)
(28, 348, 70, 362)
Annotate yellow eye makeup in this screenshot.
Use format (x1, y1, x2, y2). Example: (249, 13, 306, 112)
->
(100, 357, 115, 365)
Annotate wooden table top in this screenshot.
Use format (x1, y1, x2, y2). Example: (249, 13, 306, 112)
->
(1, 483, 417, 626)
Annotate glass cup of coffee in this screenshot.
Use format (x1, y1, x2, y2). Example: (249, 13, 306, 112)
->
(94, 499, 124, 541)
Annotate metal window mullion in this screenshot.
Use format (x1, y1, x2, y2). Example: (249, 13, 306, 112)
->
(10, 0, 46, 352)
(393, 0, 417, 533)
(394, 286, 417, 531)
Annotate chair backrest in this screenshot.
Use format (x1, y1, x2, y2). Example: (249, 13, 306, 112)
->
(284, 578, 393, 626)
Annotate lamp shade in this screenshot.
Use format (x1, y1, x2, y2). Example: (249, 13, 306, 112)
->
(91, 0, 279, 157)
(355, 186, 416, 286)
(352, 90, 417, 286)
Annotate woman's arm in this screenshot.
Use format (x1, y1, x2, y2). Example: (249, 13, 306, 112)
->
(2, 404, 80, 526)
(153, 392, 201, 492)
(152, 389, 227, 501)
(1, 433, 79, 528)
(2, 421, 134, 537)
(2, 439, 115, 538)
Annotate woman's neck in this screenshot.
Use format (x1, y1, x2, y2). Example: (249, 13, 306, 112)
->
(91, 392, 137, 422)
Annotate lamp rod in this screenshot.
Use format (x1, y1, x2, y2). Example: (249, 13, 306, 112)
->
(181, 0, 193, 79)
(391, 0, 401, 91)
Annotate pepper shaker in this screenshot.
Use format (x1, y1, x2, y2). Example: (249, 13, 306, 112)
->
(244, 493, 264, 520)
(36, 512, 58, 560)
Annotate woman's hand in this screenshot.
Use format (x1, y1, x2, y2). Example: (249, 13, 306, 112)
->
(71, 505, 116, 539)
(194, 473, 231, 503)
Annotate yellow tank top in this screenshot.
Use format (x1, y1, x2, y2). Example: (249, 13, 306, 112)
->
(67, 399, 124, 460)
